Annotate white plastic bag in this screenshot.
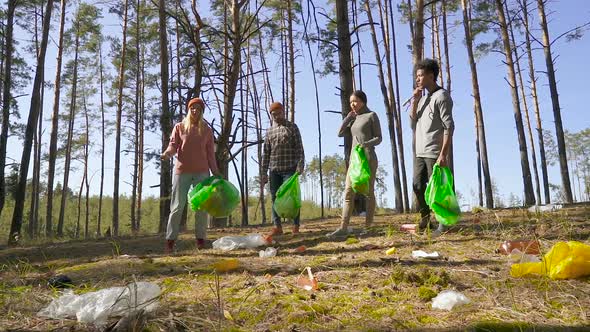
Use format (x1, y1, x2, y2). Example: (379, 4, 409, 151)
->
(528, 204, 563, 213)
(259, 247, 277, 258)
(431, 290, 470, 310)
(412, 250, 440, 259)
(38, 281, 161, 327)
(212, 233, 267, 251)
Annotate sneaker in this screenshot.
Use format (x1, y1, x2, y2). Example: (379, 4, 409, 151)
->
(268, 226, 283, 237)
(430, 229, 443, 238)
(165, 240, 175, 253)
(196, 238, 206, 249)
(326, 227, 349, 238)
(418, 220, 435, 233)
(292, 225, 300, 235)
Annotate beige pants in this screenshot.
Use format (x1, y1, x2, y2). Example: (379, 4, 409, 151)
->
(341, 156, 378, 228)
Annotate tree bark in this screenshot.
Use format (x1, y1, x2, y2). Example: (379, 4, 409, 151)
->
(371, 0, 403, 212)
(536, 0, 573, 203)
(0, 0, 17, 222)
(247, 49, 267, 224)
(495, 0, 535, 206)
(412, 0, 425, 66)
(113, 0, 130, 237)
(57, 24, 80, 237)
(211, 0, 246, 228)
(302, 0, 324, 218)
(518, 0, 550, 204)
(158, 0, 172, 233)
(335, 0, 354, 165)
(137, 4, 146, 231)
(287, 0, 295, 122)
(28, 3, 43, 238)
(506, 1, 541, 206)
(461, 0, 493, 208)
(98, 35, 106, 236)
(9, 0, 54, 245)
(45, 0, 66, 237)
(387, 0, 408, 211)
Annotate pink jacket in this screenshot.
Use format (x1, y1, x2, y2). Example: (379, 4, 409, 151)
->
(168, 122, 219, 175)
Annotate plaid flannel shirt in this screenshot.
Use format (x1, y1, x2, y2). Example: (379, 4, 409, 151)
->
(262, 121, 305, 175)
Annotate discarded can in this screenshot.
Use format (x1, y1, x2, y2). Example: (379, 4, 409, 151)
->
(497, 240, 540, 255)
(296, 266, 318, 291)
(401, 224, 417, 234)
(295, 245, 306, 253)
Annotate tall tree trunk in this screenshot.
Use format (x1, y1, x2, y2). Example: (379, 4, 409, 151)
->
(113, 0, 130, 237)
(475, 111, 483, 207)
(441, 0, 451, 93)
(409, 0, 425, 212)
(461, 0, 493, 208)
(430, 3, 435, 59)
(28, 3, 42, 238)
(302, 0, 324, 218)
(518, 0, 550, 204)
(536, 0, 573, 203)
(247, 50, 267, 224)
(82, 91, 90, 238)
(506, 2, 541, 206)
(370, 0, 403, 212)
(240, 49, 249, 227)
(287, 0, 295, 122)
(98, 37, 106, 236)
(171, 6, 187, 233)
(387, 0, 408, 211)
(495, 0, 535, 206)
(137, 16, 146, 232)
(81, 93, 89, 238)
(212, 0, 245, 228)
(159, 0, 172, 233)
(0, 0, 17, 221)
(46, 0, 66, 237)
(57, 28, 80, 237)
(130, 0, 142, 234)
(412, 0, 425, 66)
(335, 0, 354, 165)
(257, 15, 274, 103)
(352, 0, 362, 90)
(439, 0, 454, 182)
(8, 0, 54, 245)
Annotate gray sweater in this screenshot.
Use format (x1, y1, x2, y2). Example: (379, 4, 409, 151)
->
(338, 106, 382, 160)
(411, 88, 454, 159)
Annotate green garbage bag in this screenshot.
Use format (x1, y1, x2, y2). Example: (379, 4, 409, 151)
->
(273, 173, 301, 219)
(424, 164, 461, 226)
(188, 176, 240, 218)
(348, 145, 371, 195)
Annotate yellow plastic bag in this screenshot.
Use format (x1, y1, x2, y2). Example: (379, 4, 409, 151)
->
(511, 241, 590, 280)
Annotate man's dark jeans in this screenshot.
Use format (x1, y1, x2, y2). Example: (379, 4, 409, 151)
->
(413, 157, 437, 229)
(270, 170, 300, 227)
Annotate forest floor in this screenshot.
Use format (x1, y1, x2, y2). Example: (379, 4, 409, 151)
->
(1, 205, 589, 331)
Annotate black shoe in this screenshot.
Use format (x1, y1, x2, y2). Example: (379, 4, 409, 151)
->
(418, 220, 435, 232)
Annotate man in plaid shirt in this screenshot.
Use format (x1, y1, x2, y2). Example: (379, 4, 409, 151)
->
(262, 102, 305, 236)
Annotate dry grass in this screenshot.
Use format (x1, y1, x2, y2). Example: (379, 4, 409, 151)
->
(1, 205, 589, 331)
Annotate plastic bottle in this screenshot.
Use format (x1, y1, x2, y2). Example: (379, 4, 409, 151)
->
(259, 247, 277, 258)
